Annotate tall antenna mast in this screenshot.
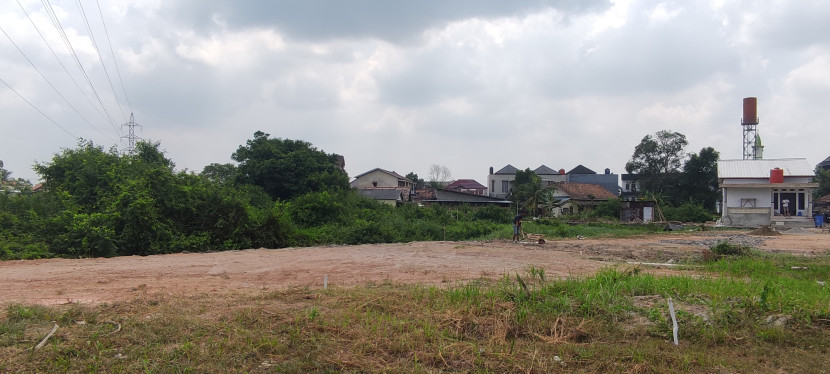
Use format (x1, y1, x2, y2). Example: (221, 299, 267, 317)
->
(741, 97, 762, 160)
(121, 112, 142, 154)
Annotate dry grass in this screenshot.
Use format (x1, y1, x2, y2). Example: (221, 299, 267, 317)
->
(2, 268, 829, 373)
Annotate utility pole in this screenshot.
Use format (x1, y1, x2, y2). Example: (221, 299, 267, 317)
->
(121, 112, 142, 154)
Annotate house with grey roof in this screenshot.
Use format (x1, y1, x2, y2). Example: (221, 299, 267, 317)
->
(487, 164, 519, 198)
(487, 163, 619, 199)
(718, 158, 817, 227)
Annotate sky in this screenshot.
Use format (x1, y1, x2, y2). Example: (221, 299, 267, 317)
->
(2, 0, 830, 185)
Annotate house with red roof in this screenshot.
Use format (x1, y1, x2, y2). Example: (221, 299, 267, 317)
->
(549, 182, 617, 217)
(444, 179, 487, 196)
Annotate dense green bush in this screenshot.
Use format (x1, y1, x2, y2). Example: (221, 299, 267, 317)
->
(663, 201, 714, 222)
(592, 198, 621, 219)
(0, 137, 680, 260)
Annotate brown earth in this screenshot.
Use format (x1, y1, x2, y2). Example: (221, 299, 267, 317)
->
(2, 229, 828, 310)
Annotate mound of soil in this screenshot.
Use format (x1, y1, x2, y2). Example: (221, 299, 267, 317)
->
(747, 226, 781, 236)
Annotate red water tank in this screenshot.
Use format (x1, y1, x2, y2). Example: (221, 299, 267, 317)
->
(770, 168, 784, 183)
(559, 168, 565, 175)
(743, 97, 758, 124)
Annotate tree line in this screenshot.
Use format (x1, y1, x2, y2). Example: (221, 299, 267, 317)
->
(0, 132, 513, 260)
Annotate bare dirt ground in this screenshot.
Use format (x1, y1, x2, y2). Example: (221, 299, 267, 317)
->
(2, 229, 828, 309)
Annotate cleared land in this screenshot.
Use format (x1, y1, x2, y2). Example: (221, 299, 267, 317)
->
(2, 229, 827, 308)
(2, 229, 829, 373)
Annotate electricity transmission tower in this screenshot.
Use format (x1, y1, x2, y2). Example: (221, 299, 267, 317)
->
(121, 112, 142, 154)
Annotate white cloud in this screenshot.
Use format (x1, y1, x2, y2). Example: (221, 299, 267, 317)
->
(3, 0, 830, 185)
(175, 28, 285, 69)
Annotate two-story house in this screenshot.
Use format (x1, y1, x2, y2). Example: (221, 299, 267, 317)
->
(350, 168, 414, 205)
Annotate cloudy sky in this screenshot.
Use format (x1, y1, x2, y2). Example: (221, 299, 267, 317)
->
(2, 0, 829, 185)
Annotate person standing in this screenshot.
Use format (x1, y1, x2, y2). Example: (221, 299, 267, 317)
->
(512, 212, 523, 241)
(782, 199, 790, 217)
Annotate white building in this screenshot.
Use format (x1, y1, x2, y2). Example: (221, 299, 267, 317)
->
(718, 158, 817, 227)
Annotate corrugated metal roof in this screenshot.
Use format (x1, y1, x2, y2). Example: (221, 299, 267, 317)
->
(717, 158, 814, 179)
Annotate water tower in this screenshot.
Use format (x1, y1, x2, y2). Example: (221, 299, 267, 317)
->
(742, 97, 763, 159)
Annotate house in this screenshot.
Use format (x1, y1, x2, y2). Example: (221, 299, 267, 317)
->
(488, 164, 619, 198)
(487, 164, 518, 198)
(718, 158, 818, 227)
(534, 165, 567, 185)
(350, 168, 413, 204)
(547, 182, 617, 217)
(620, 174, 640, 201)
(444, 179, 487, 196)
(817, 155, 830, 171)
(565, 165, 619, 196)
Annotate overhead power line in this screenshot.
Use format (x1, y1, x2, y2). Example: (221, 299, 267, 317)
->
(16, 0, 113, 130)
(95, 0, 132, 113)
(1, 76, 78, 139)
(0, 22, 115, 141)
(76, 0, 126, 122)
(42, 0, 121, 137)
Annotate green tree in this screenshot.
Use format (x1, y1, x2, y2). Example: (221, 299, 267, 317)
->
(201, 163, 238, 185)
(680, 147, 720, 210)
(814, 167, 830, 199)
(625, 130, 688, 200)
(405, 172, 426, 189)
(537, 188, 562, 217)
(511, 168, 554, 216)
(232, 131, 348, 200)
(0, 160, 10, 183)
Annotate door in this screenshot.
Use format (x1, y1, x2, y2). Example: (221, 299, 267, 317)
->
(643, 207, 653, 223)
(780, 192, 796, 216)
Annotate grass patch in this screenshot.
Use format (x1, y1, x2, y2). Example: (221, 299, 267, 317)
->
(2, 253, 829, 373)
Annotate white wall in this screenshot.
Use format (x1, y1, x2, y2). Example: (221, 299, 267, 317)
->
(724, 187, 771, 208)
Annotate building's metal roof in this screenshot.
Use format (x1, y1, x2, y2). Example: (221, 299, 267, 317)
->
(717, 158, 814, 179)
(434, 189, 510, 203)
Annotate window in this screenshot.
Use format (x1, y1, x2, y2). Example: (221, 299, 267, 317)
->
(740, 198, 756, 207)
(502, 180, 509, 193)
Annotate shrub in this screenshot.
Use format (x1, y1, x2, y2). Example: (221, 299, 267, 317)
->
(710, 241, 751, 257)
(663, 202, 714, 223)
(472, 205, 512, 223)
(593, 198, 621, 219)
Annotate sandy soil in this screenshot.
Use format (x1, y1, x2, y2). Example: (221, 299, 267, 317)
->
(2, 229, 828, 308)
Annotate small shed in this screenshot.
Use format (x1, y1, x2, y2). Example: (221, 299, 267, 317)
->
(620, 200, 656, 223)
